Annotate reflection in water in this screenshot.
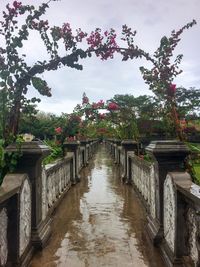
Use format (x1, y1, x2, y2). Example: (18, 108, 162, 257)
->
(30, 145, 165, 267)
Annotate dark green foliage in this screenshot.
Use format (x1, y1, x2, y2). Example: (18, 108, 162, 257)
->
(42, 140, 63, 165)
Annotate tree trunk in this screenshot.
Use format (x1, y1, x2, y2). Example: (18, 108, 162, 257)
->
(171, 100, 184, 141)
(4, 87, 23, 144)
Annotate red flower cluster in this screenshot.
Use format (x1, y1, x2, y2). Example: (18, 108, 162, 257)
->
(167, 84, 176, 97)
(7, 1, 22, 16)
(87, 28, 103, 49)
(13, 1, 22, 8)
(87, 28, 118, 60)
(75, 28, 87, 42)
(55, 127, 62, 134)
(91, 100, 104, 109)
(82, 95, 89, 104)
(107, 102, 119, 111)
(62, 23, 72, 35)
(97, 100, 104, 107)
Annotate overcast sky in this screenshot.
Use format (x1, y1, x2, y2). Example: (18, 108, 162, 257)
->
(0, 0, 200, 115)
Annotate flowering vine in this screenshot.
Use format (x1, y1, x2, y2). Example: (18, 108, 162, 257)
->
(114, 20, 197, 140)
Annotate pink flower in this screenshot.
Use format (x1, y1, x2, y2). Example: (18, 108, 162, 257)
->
(87, 28, 118, 60)
(13, 1, 22, 9)
(75, 29, 87, 42)
(107, 102, 119, 110)
(82, 95, 89, 104)
(55, 127, 62, 134)
(97, 100, 104, 108)
(167, 84, 176, 96)
(170, 84, 176, 91)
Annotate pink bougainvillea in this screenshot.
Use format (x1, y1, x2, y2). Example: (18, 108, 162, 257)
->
(82, 95, 89, 104)
(87, 28, 119, 60)
(107, 102, 119, 111)
(167, 83, 176, 97)
(55, 127, 62, 134)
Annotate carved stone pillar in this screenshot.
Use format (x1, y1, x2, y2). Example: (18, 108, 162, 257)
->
(6, 141, 51, 249)
(145, 140, 190, 245)
(63, 141, 81, 183)
(0, 174, 33, 266)
(121, 140, 140, 183)
(80, 140, 89, 166)
(113, 139, 121, 164)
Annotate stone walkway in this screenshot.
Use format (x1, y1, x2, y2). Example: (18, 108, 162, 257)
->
(30, 145, 165, 267)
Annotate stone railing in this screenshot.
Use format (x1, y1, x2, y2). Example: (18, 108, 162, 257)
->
(0, 173, 32, 267)
(0, 139, 99, 267)
(127, 152, 156, 220)
(163, 172, 200, 267)
(41, 155, 73, 221)
(105, 138, 200, 267)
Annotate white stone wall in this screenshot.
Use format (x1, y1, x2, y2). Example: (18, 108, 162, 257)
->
(130, 155, 156, 219)
(120, 150, 125, 171)
(19, 178, 31, 256)
(163, 175, 176, 253)
(0, 208, 8, 266)
(187, 208, 199, 266)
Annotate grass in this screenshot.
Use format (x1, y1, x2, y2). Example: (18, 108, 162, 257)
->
(186, 142, 200, 185)
(193, 164, 200, 185)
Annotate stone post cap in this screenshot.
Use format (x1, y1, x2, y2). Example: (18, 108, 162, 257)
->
(121, 139, 138, 145)
(63, 141, 80, 153)
(121, 140, 141, 149)
(63, 140, 80, 146)
(146, 140, 190, 155)
(80, 139, 89, 145)
(6, 141, 50, 156)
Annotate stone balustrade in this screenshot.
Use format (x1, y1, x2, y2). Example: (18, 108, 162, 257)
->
(41, 155, 73, 221)
(127, 152, 156, 220)
(0, 139, 99, 267)
(105, 138, 200, 267)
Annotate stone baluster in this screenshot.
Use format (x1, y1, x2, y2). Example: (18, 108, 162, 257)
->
(121, 140, 140, 183)
(63, 141, 81, 183)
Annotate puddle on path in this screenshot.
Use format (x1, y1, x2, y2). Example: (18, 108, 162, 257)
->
(30, 145, 165, 267)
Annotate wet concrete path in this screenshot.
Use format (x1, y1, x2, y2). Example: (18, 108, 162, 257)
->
(30, 145, 165, 267)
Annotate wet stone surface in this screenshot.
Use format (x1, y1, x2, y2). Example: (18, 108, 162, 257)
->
(30, 145, 165, 267)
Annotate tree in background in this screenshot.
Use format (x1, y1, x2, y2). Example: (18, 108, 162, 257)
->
(19, 111, 67, 140)
(175, 87, 200, 119)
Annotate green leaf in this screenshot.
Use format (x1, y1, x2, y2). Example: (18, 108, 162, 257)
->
(31, 77, 51, 96)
